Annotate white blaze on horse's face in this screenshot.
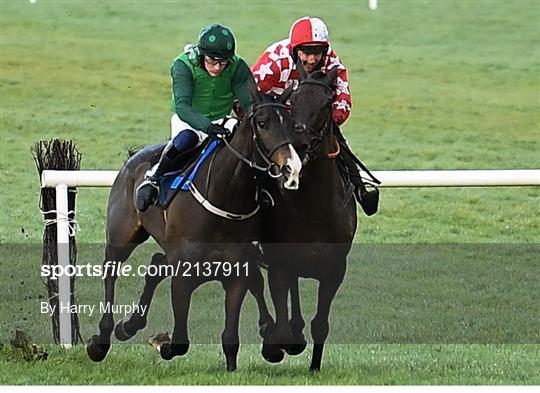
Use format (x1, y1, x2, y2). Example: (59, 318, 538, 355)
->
(283, 144, 302, 190)
(270, 143, 302, 190)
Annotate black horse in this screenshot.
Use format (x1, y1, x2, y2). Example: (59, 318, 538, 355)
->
(86, 83, 302, 371)
(260, 66, 357, 371)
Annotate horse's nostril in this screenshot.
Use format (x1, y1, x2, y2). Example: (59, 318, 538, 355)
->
(284, 164, 292, 174)
(285, 179, 299, 190)
(294, 123, 306, 133)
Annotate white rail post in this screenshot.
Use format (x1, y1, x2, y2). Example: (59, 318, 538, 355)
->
(55, 184, 72, 347)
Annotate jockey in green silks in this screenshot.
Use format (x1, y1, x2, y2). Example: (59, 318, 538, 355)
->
(136, 23, 254, 212)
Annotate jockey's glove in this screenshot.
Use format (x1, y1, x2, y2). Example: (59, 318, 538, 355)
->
(207, 124, 231, 139)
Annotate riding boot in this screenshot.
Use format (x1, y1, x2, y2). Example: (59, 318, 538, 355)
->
(334, 127, 379, 216)
(136, 141, 180, 212)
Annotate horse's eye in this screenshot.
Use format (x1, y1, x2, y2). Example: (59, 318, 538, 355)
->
(257, 121, 266, 129)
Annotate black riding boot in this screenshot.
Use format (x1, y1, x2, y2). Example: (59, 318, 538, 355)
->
(136, 141, 180, 212)
(334, 128, 379, 216)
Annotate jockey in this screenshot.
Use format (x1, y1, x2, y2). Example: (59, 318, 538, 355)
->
(252, 16, 379, 216)
(136, 24, 254, 212)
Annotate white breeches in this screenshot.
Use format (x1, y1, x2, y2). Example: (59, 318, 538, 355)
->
(170, 113, 239, 142)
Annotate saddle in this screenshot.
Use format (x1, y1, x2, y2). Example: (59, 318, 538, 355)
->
(158, 139, 221, 208)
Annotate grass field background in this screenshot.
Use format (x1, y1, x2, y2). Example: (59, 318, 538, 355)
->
(1, 0, 539, 385)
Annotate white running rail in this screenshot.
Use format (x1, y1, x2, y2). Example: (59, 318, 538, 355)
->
(40, 168, 540, 346)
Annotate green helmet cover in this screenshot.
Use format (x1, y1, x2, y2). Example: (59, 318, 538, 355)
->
(198, 24, 235, 59)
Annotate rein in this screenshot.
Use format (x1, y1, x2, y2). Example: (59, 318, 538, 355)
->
(187, 101, 291, 221)
(275, 77, 354, 224)
(219, 102, 291, 177)
(295, 79, 340, 166)
(297, 79, 380, 185)
(249, 102, 292, 173)
(301, 108, 335, 166)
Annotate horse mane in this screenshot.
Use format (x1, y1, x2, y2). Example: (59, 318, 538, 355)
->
(124, 142, 167, 169)
(242, 93, 282, 122)
(126, 146, 143, 160)
(309, 70, 326, 81)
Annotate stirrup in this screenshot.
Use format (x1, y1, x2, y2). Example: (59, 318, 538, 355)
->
(136, 178, 160, 212)
(354, 184, 379, 216)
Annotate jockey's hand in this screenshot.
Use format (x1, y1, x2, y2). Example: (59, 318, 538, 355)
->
(207, 124, 231, 139)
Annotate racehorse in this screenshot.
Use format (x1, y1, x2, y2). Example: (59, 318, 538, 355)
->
(259, 66, 357, 371)
(86, 83, 302, 372)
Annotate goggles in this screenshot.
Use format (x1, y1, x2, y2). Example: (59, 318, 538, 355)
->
(204, 56, 230, 66)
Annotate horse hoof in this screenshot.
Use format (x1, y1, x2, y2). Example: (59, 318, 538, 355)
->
(114, 319, 134, 342)
(160, 343, 174, 360)
(86, 335, 110, 362)
(226, 363, 237, 372)
(160, 343, 189, 360)
(285, 340, 307, 356)
(261, 343, 285, 363)
(285, 331, 307, 355)
(173, 343, 189, 357)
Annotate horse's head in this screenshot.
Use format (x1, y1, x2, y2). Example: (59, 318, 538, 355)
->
(245, 80, 302, 190)
(289, 64, 338, 166)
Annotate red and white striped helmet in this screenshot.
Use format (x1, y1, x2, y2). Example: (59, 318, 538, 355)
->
(289, 17, 330, 50)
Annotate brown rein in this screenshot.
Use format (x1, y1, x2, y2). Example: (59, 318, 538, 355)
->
(327, 137, 340, 159)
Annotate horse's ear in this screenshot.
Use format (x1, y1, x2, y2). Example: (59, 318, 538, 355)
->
(248, 77, 261, 104)
(280, 83, 294, 104)
(296, 58, 308, 82)
(325, 66, 339, 86)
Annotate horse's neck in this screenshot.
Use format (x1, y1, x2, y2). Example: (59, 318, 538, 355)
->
(289, 126, 346, 212)
(319, 127, 336, 157)
(202, 126, 257, 209)
(302, 158, 344, 198)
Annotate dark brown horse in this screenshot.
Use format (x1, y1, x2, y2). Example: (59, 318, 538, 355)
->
(86, 85, 302, 371)
(260, 66, 357, 371)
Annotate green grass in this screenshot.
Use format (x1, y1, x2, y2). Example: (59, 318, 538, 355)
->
(1, 344, 538, 385)
(1, 0, 539, 385)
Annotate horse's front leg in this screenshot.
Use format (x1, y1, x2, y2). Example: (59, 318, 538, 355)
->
(221, 278, 248, 372)
(261, 266, 294, 363)
(247, 265, 274, 337)
(115, 252, 169, 341)
(309, 265, 345, 372)
(160, 276, 194, 360)
(87, 244, 136, 362)
(286, 277, 307, 356)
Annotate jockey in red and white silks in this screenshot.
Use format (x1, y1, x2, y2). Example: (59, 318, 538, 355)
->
(252, 17, 380, 216)
(252, 16, 352, 127)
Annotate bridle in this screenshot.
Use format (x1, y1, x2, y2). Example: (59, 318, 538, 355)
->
(293, 79, 338, 166)
(187, 100, 293, 221)
(275, 77, 355, 224)
(220, 101, 291, 178)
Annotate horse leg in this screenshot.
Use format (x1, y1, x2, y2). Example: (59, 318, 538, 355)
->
(87, 243, 138, 362)
(248, 266, 274, 338)
(285, 277, 307, 356)
(221, 279, 248, 372)
(261, 267, 294, 363)
(160, 277, 194, 361)
(115, 252, 169, 341)
(309, 269, 345, 372)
